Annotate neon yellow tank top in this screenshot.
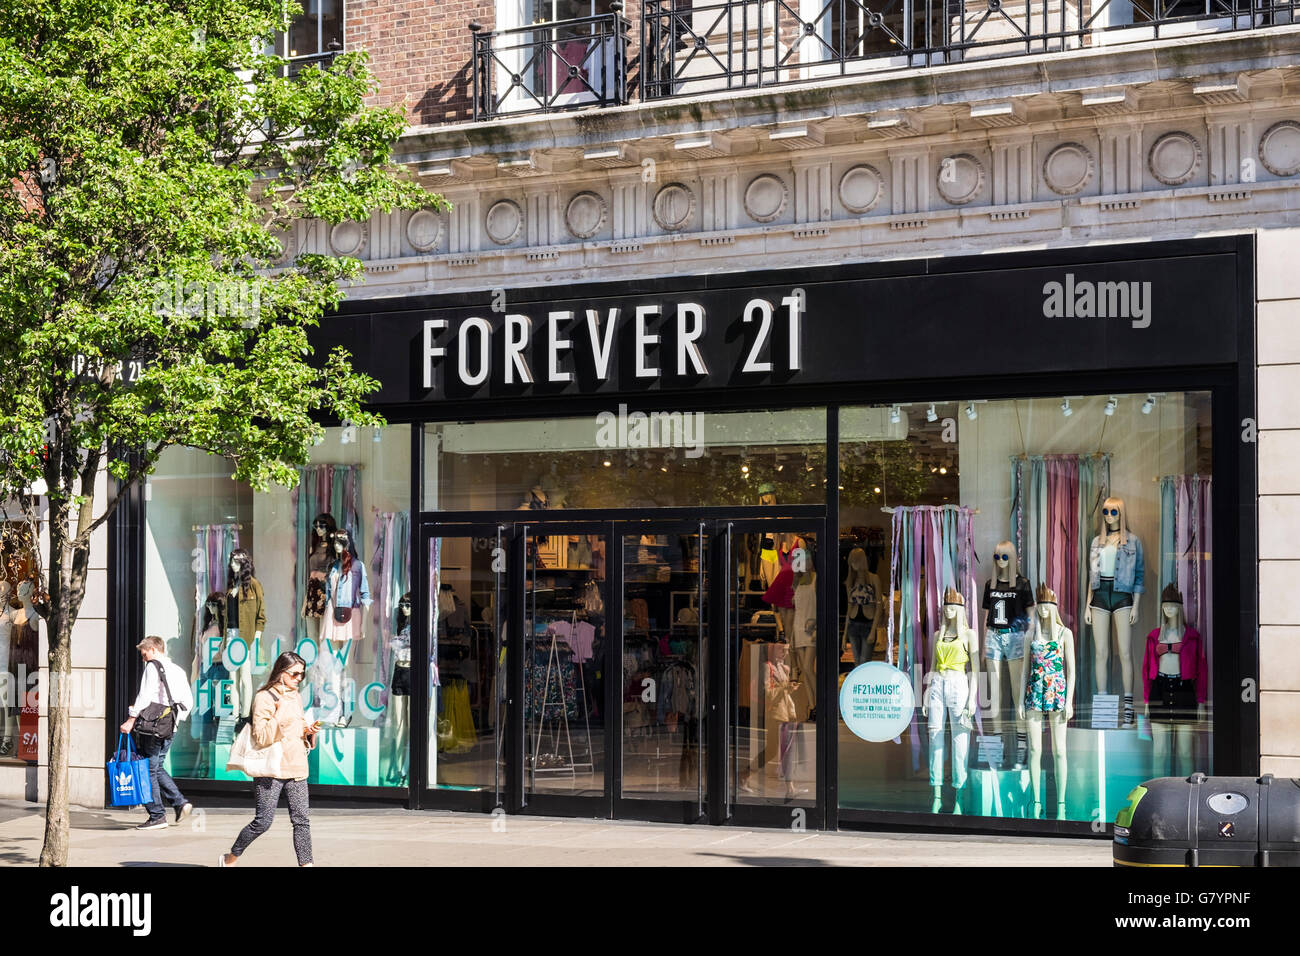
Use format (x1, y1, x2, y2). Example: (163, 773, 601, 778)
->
(935, 637, 969, 671)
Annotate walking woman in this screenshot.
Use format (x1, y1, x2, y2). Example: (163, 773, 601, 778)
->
(220, 652, 321, 867)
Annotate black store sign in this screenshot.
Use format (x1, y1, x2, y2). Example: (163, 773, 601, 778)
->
(320, 247, 1240, 406)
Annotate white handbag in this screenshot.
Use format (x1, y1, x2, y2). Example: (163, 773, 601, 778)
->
(226, 723, 284, 778)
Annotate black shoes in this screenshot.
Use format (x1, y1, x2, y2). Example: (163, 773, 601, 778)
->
(173, 802, 193, 825)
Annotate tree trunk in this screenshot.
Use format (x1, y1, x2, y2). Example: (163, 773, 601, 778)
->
(37, 484, 90, 866)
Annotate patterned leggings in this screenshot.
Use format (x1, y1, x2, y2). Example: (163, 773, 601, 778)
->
(230, 777, 313, 866)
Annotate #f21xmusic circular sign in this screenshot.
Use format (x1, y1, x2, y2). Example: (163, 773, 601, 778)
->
(839, 661, 914, 742)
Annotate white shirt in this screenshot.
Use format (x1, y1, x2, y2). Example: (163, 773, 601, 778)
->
(1100, 542, 1118, 577)
(129, 655, 194, 720)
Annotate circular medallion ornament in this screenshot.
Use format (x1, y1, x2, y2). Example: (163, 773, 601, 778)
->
(743, 173, 788, 223)
(935, 153, 984, 205)
(838, 164, 884, 214)
(839, 661, 916, 743)
(485, 199, 524, 245)
(652, 182, 695, 232)
(1042, 142, 1094, 195)
(270, 225, 297, 266)
(565, 191, 608, 239)
(405, 209, 443, 252)
(1259, 120, 1300, 177)
(1148, 132, 1201, 186)
(328, 221, 368, 257)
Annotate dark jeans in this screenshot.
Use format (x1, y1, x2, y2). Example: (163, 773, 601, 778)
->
(135, 733, 186, 822)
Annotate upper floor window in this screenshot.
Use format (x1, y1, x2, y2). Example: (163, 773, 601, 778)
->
(266, 0, 343, 73)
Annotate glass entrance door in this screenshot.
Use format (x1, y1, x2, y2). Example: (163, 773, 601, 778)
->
(615, 521, 708, 822)
(521, 524, 609, 806)
(721, 520, 824, 825)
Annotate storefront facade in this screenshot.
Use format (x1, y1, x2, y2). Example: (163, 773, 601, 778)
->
(105, 235, 1257, 834)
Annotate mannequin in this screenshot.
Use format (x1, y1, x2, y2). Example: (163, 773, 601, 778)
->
(1085, 496, 1145, 726)
(301, 513, 338, 644)
(0, 581, 13, 755)
(5, 581, 41, 755)
(757, 483, 803, 643)
(738, 641, 801, 799)
(842, 548, 882, 665)
(1143, 585, 1206, 778)
(982, 542, 1034, 768)
(386, 592, 412, 784)
(315, 528, 371, 726)
(191, 590, 228, 771)
(1018, 584, 1076, 820)
(790, 563, 817, 717)
(225, 549, 265, 724)
(922, 588, 980, 814)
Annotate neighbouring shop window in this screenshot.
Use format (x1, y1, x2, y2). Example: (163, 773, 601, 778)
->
(426, 407, 831, 510)
(836, 391, 1214, 824)
(0, 524, 42, 763)
(144, 425, 412, 787)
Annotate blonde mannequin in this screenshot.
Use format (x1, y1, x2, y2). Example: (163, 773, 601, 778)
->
(843, 548, 883, 665)
(922, 588, 980, 814)
(1018, 584, 1076, 820)
(0, 581, 13, 755)
(1085, 496, 1145, 726)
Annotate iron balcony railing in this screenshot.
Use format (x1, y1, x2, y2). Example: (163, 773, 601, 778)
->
(471, 8, 633, 120)
(641, 0, 1297, 99)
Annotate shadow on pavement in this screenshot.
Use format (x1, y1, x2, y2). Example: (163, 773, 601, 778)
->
(118, 861, 206, 868)
(697, 852, 839, 867)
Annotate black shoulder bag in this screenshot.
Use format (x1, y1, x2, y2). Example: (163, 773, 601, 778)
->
(136, 660, 185, 739)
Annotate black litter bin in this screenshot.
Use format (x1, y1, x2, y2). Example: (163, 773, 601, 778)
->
(1113, 773, 1300, 867)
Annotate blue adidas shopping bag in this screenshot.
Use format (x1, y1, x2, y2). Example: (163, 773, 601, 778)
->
(107, 733, 152, 807)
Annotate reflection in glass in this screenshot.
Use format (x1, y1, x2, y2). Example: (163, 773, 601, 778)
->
(733, 526, 817, 806)
(428, 534, 502, 792)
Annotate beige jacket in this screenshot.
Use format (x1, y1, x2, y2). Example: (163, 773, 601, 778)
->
(250, 686, 315, 780)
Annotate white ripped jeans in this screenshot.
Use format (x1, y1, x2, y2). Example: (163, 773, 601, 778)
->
(927, 670, 971, 789)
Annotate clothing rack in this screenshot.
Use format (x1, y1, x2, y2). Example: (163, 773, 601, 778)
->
(192, 523, 242, 531)
(528, 610, 594, 779)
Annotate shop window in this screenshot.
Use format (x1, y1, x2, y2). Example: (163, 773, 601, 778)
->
(144, 425, 412, 787)
(427, 407, 830, 510)
(836, 391, 1213, 824)
(0, 524, 41, 763)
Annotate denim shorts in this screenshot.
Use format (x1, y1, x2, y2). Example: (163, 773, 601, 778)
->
(1090, 577, 1134, 612)
(984, 626, 1026, 662)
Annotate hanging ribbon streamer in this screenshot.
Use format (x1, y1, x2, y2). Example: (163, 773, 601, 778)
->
(292, 464, 364, 643)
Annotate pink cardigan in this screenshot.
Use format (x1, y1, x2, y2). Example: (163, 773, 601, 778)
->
(1141, 625, 1207, 703)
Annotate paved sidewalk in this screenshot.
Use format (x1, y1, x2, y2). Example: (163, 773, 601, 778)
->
(0, 801, 1112, 866)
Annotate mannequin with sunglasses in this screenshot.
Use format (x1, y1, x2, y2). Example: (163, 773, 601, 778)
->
(301, 513, 338, 644)
(922, 588, 980, 813)
(385, 592, 413, 784)
(312, 528, 371, 726)
(1142, 585, 1207, 778)
(1018, 584, 1076, 820)
(1085, 496, 1145, 727)
(225, 549, 266, 724)
(982, 542, 1034, 768)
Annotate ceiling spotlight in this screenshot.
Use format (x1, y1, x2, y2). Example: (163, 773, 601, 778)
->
(1061, 398, 1073, 418)
(661, 466, 668, 473)
(873, 486, 882, 494)
(1104, 396, 1117, 417)
(1141, 393, 1156, 415)
(939, 466, 948, 475)
(603, 460, 612, 467)
(926, 403, 938, 423)
(741, 464, 749, 474)
(964, 402, 977, 421)
(776, 464, 784, 472)
(889, 405, 901, 425)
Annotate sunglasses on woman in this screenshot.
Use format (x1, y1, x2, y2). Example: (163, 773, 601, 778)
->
(286, 669, 305, 680)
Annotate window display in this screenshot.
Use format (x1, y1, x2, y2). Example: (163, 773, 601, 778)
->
(0, 525, 41, 763)
(838, 391, 1214, 823)
(144, 426, 412, 787)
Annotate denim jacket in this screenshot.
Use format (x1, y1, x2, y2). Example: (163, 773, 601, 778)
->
(1089, 533, 1145, 594)
(327, 561, 372, 610)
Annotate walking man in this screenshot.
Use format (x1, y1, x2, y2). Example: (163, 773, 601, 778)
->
(120, 636, 194, 831)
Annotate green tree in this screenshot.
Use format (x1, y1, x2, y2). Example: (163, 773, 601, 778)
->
(0, 0, 435, 865)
